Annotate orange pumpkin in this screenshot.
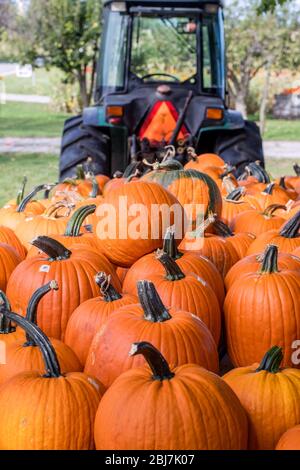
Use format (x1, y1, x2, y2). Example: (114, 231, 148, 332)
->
(0, 243, 21, 292)
(224, 347, 300, 450)
(85, 281, 219, 389)
(0, 291, 25, 345)
(221, 187, 254, 226)
(276, 426, 300, 450)
(247, 210, 300, 255)
(0, 281, 82, 385)
(224, 245, 300, 367)
(231, 204, 287, 236)
(184, 152, 225, 172)
(65, 272, 137, 367)
(0, 226, 27, 260)
(210, 219, 256, 259)
(7, 236, 121, 340)
(94, 341, 247, 450)
(96, 180, 185, 267)
(252, 182, 291, 211)
(123, 226, 225, 307)
(0, 313, 103, 450)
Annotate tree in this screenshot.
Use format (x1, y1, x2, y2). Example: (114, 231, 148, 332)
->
(19, 0, 102, 107)
(257, 0, 291, 13)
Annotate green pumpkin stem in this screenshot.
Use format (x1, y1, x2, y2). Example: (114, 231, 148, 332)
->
(17, 184, 48, 213)
(3, 311, 61, 378)
(212, 219, 233, 238)
(163, 226, 183, 260)
(25, 281, 59, 346)
(225, 187, 245, 202)
(44, 183, 57, 200)
(89, 178, 100, 198)
(64, 205, 96, 237)
(16, 177, 28, 206)
(130, 341, 175, 381)
(95, 272, 122, 302)
(156, 251, 185, 281)
(280, 210, 300, 239)
(137, 281, 171, 322)
(263, 183, 275, 195)
(31, 236, 72, 261)
(260, 245, 279, 274)
(256, 346, 283, 373)
(294, 164, 300, 177)
(0, 291, 15, 334)
(246, 162, 271, 184)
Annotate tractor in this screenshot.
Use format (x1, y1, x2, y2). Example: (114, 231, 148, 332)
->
(59, 0, 264, 181)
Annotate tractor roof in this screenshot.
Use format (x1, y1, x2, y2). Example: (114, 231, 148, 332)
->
(104, 1, 223, 9)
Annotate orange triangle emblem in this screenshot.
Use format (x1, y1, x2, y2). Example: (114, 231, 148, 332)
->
(139, 101, 188, 144)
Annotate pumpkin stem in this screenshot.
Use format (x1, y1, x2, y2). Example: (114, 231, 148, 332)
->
(245, 162, 271, 184)
(256, 346, 283, 374)
(89, 178, 100, 198)
(0, 291, 15, 334)
(44, 183, 57, 200)
(130, 341, 175, 381)
(163, 226, 183, 260)
(16, 176, 28, 206)
(225, 187, 245, 202)
(31, 236, 72, 261)
(263, 204, 287, 218)
(3, 311, 62, 378)
(279, 177, 287, 190)
(76, 164, 85, 180)
(25, 281, 59, 346)
(17, 184, 48, 213)
(137, 281, 171, 322)
(64, 205, 96, 237)
(294, 163, 300, 177)
(212, 219, 233, 238)
(156, 251, 185, 281)
(280, 210, 300, 239)
(260, 245, 279, 274)
(220, 165, 236, 179)
(263, 183, 275, 195)
(95, 272, 122, 302)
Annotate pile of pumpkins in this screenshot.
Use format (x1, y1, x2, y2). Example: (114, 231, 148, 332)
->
(0, 155, 299, 450)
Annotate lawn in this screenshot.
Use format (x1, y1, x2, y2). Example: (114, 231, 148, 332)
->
(262, 118, 300, 141)
(0, 153, 58, 206)
(0, 153, 297, 207)
(2, 68, 64, 97)
(0, 102, 69, 138)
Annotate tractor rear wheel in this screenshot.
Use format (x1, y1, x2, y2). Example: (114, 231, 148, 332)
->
(59, 115, 110, 181)
(214, 121, 264, 176)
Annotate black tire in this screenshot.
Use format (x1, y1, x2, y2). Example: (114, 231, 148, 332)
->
(214, 121, 264, 176)
(59, 115, 110, 181)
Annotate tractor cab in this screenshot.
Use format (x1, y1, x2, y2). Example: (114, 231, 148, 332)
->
(59, 0, 264, 180)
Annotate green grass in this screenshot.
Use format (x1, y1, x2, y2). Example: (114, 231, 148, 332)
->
(2, 68, 64, 96)
(0, 102, 69, 138)
(265, 158, 298, 179)
(249, 116, 300, 141)
(0, 154, 58, 206)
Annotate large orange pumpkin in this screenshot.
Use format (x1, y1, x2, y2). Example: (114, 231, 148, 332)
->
(6, 236, 121, 340)
(65, 272, 137, 367)
(253, 182, 291, 210)
(224, 346, 300, 450)
(85, 281, 219, 389)
(247, 210, 300, 255)
(184, 152, 225, 171)
(224, 245, 300, 367)
(231, 204, 287, 236)
(123, 226, 225, 307)
(96, 180, 185, 267)
(0, 226, 27, 260)
(0, 282, 82, 385)
(210, 219, 256, 259)
(0, 313, 103, 450)
(276, 426, 300, 450)
(225, 247, 300, 290)
(94, 341, 247, 450)
(221, 187, 254, 226)
(145, 251, 221, 343)
(0, 243, 22, 292)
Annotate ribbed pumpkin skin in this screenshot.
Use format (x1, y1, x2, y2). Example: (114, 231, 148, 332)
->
(224, 271, 300, 367)
(225, 232, 256, 259)
(85, 307, 219, 388)
(15, 215, 69, 250)
(294, 247, 300, 257)
(26, 233, 101, 258)
(123, 251, 225, 307)
(142, 168, 222, 218)
(224, 365, 300, 450)
(247, 230, 300, 255)
(146, 274, 221, 344)
(184, 153, 225, 171)
(232, 210, 286, 236)
(254, 186, 291, 211)
(65, 293, 137, 367)
(96, 181, 184, 267)
(6, 249, 121, 340)
(225, 252, 300, 290)
(0, 226, 27, 260)
(276, 426, 300, 450)
(0, 372, 103, 450)
(0, 339, 82, 385)
(180, 234, 240, 278)
(221, 199, 253, 226)
(94, 364, 247, 450)
(0, 243, 22, 292)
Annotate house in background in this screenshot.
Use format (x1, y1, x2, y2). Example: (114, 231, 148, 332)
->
(274, 86, 300, 119)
